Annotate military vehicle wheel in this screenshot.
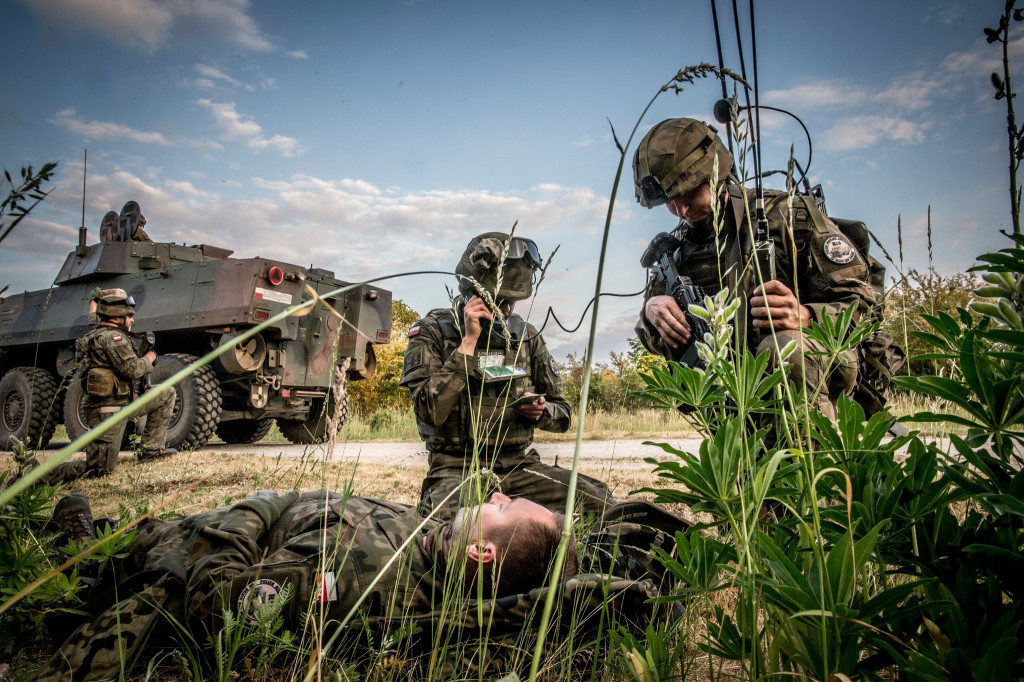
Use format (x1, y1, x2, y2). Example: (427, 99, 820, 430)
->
(150, 353, 222, 450)
(278, 394, 348, 444)
(216, 418, 274, 444)
(0, 367, 61, 450)
(63, 372, 137, 449)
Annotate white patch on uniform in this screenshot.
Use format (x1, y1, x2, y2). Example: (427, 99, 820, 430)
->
(112, 336, 122, 342)
(478, 352, 506, 368)
(238, 578, 282, 626)
(316, 571, 338, 603)
(408, 325, 420, 337)
(823, 236, 856, 265)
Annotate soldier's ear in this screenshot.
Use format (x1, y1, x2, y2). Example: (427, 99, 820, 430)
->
(466, 541, 497, 567)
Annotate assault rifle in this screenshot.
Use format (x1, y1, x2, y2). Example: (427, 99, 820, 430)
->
(640, 233, 710, 369)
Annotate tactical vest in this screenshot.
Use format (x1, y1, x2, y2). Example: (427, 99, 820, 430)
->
(416, 309, 538, 457)
(77, 326, 133, 399)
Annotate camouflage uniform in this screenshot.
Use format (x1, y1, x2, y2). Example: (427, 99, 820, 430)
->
(40, 324, 174, 484)
(636, 186, 877, 418)
(38, 492, 440, 681)
(36, 492, 667, 682)
(401, 301, 614, 519)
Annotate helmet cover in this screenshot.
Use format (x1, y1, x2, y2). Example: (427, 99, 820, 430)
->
(454, 232, 540, 301)
(633, 118, 733, 208)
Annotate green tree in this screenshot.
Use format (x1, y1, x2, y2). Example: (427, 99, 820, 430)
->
(347, 299, 419, 416)
(883, 268, 980, 376)
(560, 339, 664, 413)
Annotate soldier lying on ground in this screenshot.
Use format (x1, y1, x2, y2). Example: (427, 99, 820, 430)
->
(36, 489, 580, 681)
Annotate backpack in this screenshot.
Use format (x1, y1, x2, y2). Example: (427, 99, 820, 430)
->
(764, 189, 906, 417)
(830, 217, 907, 417)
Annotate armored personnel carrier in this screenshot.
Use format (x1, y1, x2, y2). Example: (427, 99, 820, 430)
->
(0, 202, 391, 451)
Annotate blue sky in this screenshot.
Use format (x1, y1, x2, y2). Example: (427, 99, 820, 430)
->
(0, 0, 1018, 360)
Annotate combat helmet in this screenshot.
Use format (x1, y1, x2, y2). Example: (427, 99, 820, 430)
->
(95, 288, 136, 318)
(633, 118, 733, 208)
(454, 232, 542, 302)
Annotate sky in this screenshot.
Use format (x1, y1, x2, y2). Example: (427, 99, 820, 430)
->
(0, 0, 1019, 362)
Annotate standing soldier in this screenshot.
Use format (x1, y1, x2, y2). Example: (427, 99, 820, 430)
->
(632, 118, 877, 419)
(43, 289, 176, 484)
(400, 232, 615, 520)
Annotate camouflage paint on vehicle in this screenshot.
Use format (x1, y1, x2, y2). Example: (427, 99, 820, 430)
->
(0, 209, 392, 450)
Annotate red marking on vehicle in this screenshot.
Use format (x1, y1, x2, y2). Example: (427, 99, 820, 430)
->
(268, 267, 285, 286)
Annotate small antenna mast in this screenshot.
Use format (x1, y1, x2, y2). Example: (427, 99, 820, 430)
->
(77, 149, 88, 254)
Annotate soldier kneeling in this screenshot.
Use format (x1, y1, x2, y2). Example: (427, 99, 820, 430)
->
(44, 290, 176, 484)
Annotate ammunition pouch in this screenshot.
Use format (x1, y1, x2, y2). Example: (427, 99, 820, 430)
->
(86, 368, 130, 398)
(86, 368, 115, 397)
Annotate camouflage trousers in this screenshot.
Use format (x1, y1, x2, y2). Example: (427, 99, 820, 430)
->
(419, 448, 615, 521)
(41, 388, 175, 485)
(756, 329, 859, 421)
(36, 495, 295, 682)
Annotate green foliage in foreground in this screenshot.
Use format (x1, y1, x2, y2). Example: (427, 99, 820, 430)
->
(625, 234, 1024, 681)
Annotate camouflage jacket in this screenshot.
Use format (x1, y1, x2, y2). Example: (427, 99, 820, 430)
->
(38, 492, 445, 681)
(636, 185, 877, 358)
(75, 323, 154, 402)
(38, 493, 675, 682)
(399, 301, 570, 457)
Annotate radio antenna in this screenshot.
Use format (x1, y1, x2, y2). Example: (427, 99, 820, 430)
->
(77, 149, 88, 254)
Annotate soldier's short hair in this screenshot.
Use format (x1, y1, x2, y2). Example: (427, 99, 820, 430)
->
(485, 512, 577, 597)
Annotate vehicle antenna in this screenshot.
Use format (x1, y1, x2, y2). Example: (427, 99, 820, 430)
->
(77, 149, 88, 254)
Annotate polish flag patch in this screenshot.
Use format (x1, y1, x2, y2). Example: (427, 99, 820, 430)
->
(316, 571, 338, 603)
(112, 336, 123, 342)
(408, 326, 420, 337)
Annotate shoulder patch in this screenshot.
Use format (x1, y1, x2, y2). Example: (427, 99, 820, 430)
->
(112, 335, 123, 342)
(408, 325, 420, 338)
(823, 235, 857, 265)
(238, 578, 282, 626)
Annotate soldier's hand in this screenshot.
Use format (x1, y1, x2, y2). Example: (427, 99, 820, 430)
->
(751, 280, 811, 331)
(515, 392, 546, 421)
(645, 295, 692, 349)
(144, 350, 158, 364)
(460, 295, 493, 355)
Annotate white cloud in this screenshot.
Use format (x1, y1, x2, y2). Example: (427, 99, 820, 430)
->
(49, 108, 171, 146)
(2, 165, 639, 357)
(15, 0, 272, 53)
(943, 30, 1024, 77)
(765, 72, 943, 113)
(196, 100, 302, 156)
(195, 64, 242, 87)
(287, 50, 309, 59)
(196, 99, 262, 139)
(247, 134, 301, 156)
(820, 115, 930, 151)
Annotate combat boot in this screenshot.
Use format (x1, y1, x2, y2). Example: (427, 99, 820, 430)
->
(52, 493, 97, 545)
(137, 446, 178, 462)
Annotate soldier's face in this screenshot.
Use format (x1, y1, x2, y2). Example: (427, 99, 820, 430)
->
(667, 182, 713, 223)
(453, 492, 556, 541)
